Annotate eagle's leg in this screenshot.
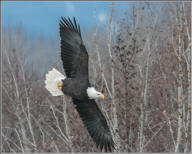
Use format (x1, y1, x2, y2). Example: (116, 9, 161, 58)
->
(57, 81, 63, 91)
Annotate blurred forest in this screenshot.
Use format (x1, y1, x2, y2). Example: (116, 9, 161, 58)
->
(2, 2, 191, 152)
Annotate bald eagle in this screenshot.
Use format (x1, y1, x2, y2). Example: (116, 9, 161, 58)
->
(45, 17, 115, 152)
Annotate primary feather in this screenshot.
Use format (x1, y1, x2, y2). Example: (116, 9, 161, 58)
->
(73, 98, 115, 152)
(59, 17, 88, 80)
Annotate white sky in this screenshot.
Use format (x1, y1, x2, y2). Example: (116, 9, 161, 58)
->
(98, 12, 107, 22)
(66, 2, 75, 13)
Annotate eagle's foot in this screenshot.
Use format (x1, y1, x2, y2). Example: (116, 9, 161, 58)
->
(57, 81, 63, 91)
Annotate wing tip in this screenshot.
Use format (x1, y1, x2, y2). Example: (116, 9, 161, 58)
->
(97, 132, 115, 152)
(72, 99, 115, 152)
(104, 136, 115, 152)
(59, 16, 81, 36)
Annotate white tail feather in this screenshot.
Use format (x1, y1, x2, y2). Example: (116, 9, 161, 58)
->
(45, 68, 66, 96)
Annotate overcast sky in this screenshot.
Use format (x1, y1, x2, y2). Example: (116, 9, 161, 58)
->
(2, 1, 133, 38)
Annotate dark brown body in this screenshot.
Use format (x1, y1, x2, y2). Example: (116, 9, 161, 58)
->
(62, 78, 90, 99)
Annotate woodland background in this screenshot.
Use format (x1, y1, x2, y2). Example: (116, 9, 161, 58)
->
(2, 2, 191, 152)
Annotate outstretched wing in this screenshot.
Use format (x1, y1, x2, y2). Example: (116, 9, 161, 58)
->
(72, 98, 115, 152)
(59, 17, 89, 80)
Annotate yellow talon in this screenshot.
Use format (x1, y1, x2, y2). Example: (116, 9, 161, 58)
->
(58, 86, 62, 91)
(57, 82, 63, 91)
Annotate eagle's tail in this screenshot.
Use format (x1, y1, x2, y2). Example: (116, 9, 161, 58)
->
(45, 68, 66, 96)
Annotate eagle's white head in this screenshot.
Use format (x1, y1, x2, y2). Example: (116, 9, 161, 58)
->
(87, 87, 104, 99)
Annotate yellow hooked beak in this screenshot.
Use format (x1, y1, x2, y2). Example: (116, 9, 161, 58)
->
(99, 93, 104, 99)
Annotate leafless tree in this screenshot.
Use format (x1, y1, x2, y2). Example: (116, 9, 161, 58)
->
(2, 2, 191, 152)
